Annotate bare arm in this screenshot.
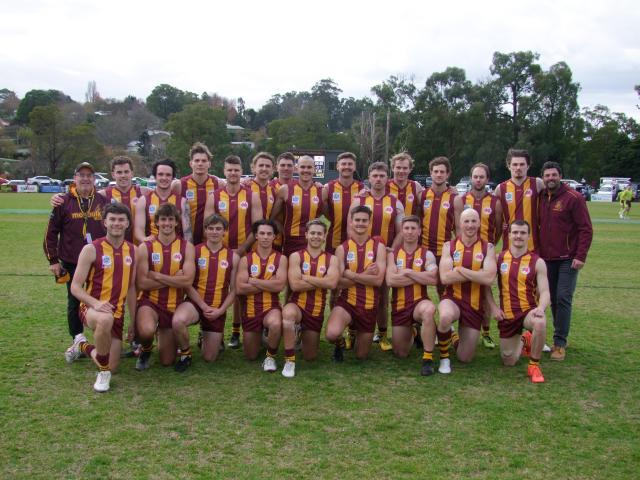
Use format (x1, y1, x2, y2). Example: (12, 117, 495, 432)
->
(389, 201, 405, 251)
(303, 255, 340, 290)
(151, 242, 196, 288)
(534, 258, 550, 312)
(453, 195, 464, 232)
(181, 199, 192, 243)
(288, 252, 314, 292)
(347, 242, 386, 287)
(405, 251, 439, 286)
(249, 255, 288, 293)
(494, 198, 503, 245)
(484, 284, 504, 321)
(70, 245, 114, 313)
(439, 242, 467, 285)
(321, 185, 330, 218)
(269, 185, 287, 221)
(457, 243, 498, 286)
(134, 196, 150, 244)
(235, 256, 261, 295)
(335, 246, 355, 289)
(171, 179, 182, 196)
(136, 243, 166, 291)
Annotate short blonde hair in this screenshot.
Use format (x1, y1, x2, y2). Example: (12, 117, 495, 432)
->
(391, 152, 414, 169)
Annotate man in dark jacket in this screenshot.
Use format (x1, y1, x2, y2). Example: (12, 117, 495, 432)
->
(539, 162, 593, 361)
(44, 162, 108, 358)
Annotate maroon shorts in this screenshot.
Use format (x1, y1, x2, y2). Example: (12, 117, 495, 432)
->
(335, 297, 377, 333)
(440, 295, 483, 331)
(79, 303, 124, 340)
(186, 300, 226, 333)
(137, 298, 174, 330)
(283, 237, 307, 257)
(299, 308, 325, 333)
(392, 301, 424, 328)
(242, 306, 281, 332)
(498, 309, 533, 339)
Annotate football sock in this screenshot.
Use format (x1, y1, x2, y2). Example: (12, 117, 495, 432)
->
(232, 324, 240, 335)
(80, 341, 95, 357)
(266, 346, 278, 358)
(438, 330, 452, 359)
(180, 346, 192, 360)
(529, 358, 540, 367)
(96, 353, 110, 371)
(422, 350, 433, 361)
(284, 349, 295, 362)
(451, 330, 460, 350)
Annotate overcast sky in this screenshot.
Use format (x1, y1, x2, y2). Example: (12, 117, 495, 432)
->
(2, 0, 639, 119)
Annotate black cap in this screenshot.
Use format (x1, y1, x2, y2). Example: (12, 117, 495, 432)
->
(74, 162, 95, 174)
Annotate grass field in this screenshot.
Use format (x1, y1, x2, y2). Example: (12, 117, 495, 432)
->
(0, 193, 639, 479)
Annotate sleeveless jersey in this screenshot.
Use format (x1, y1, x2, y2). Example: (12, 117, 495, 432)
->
(103, 185, 143, 242)
(269, 178, 287, 248)
(242, 250, 282, 318)
(445, 236, 488, 312)
(144, 190, 183, 238)
(180, 174, 220, 245)
(194, 244, 234, 309)
(283, 180, 323, 242)
(497, 250, 539, 320)
(289, 249, 332, 317)
(140, 237, 188, 313)
(391, 246, 430, 312)
(462, 192, 499, 244)
(325, 179, 363, 251)
(420, 188, 456, 257)
(211, 186, 252, 249)
(250, 180, 276, 219)
(387, 179, 420, 217)
(498, 177, 539, 251)
(359, 192, 398, 246)
(339, 237, 381, 310)
(85, 238, 136, 321)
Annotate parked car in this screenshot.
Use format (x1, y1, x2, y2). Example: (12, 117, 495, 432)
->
(455, 182, 470, 195)
(485, 181, 497, 193)
(7, 179, 26, 192)
(94, 173, 110, 188)
(27, 176, 62, 190)
(596, 184, 616, 201)
(561, 179, 581, 189)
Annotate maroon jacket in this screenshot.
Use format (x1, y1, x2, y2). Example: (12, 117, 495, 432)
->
(43, 187, 107, 265)
(539, 183, 593, 263)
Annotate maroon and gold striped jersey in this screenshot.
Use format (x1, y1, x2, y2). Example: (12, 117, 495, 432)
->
(358, 192, 399, 247)
(283, 181, 323, 246)
(269, 178, 286, 248)
(85, 238, 136, 321)
(250, 180, 276, 219)
(420, 188, 456, 257)
(103, 185, 143, 243)
(498, 177, 539, 252)
(211, 186, 252, 249)
(180, 174, 220, 245)
(241, 250, 282, 318)
(140, 237, 188, 313)
(387, 179, 420, 217)
(144, 191, 182, 238)
(497, 250, 539, 320)
(445, 236, 488, 312)
(338, 237, 381, 310)
(194, 244, 234, 309)
(390, 246, 429, 312)
(288, 249, 332, 317)
(325, 179, 363, 252)
(461, 192, 499, 245)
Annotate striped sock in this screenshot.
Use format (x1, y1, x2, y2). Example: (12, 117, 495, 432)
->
(481, 325, 490, 336)
(336, 337, 346, 348)
(438, 330, 452, 359)
(96, 353, 110, 371)
(267, 346, 278, 358)
(451, 330, 460, 350)
(284, 349, 295, 362)
(232, 324, 241, 335)
(80, 342, 95, 357)
(141, 342, 153, 353)
(529, 358, 540, 367)
(180, 346, 192, 360)
(422, 350, 433, 361)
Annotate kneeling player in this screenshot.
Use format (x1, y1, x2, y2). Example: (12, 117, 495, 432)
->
(386, 216, 438, 375)
(283, 220, 340, 377)
(486, 220, 550, 383)
(69, 203, 137, 392)
(172, 214, 238, 371)
(325, 206, 386, 361)
(436, 209, 497, 374)
(135, 203, 195, 370)
(236, 220, 288, 371)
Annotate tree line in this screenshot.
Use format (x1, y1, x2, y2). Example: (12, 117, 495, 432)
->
(1, 50, 638, 183)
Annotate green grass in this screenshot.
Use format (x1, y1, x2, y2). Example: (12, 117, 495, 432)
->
(1, 194, 639, 479)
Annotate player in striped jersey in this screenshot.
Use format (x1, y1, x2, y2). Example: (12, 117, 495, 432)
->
(271, 155, 324, 256)
(171, 214, 239, 371)
(203, 155, 263, 349)
(283, 220, 340, 377)
(271, 152, 296, 190)
(174, 142, 223, 245)
(386, 216, 438, 375)
(235, 220, 288, 371)
(134, 159, 191, 244)
(351, 162, 404, 351)
(248, 152, 278, 220)
(322, 152, 364, 254)
(135, 203, 195, 371)
(486, 220, 550, 383)
(436, 209, 497, 374)
(69, 203, 137, 392)
(493, 149, 544, 252)
(387, 152, 423, 217)
(454, 162, 503, 349)
(325, 206, 387, 362)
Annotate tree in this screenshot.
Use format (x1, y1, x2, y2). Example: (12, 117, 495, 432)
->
(85, 81, 101, 104)
(0, 89, 20, 119)
(15, 89, 70, 125)
(311, 78, 343, 131)
(146, 84, 198, 120)
(164, 103, 230, 174)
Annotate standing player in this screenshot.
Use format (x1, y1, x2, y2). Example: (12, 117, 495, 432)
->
(617, 185, 633, 219)
(386, 152, 423, 217)
(322, 152, 364, 254)
(282, 220, 340, 377)
(235, 220, 288, 371)
(539, 161, 593, 361)
(351, 161, 404, 351)
(44, 162, 108, 357)
(418, 156, 457, 297)
(436, 209, 497, 374)
(134, 159, 190, 243)
(171, 214, 239, 370)
(249, 152, 278, 220)
(270, 152, 297, 251)
(175, 142, 222, 245)
(68, 203, 137, 392)
(203, 155, 263, 348)
(325, 206, 387, 362)
(486, 220, 550, 383)
(271, 155, 324, 257)
(135, 203, 195, 370)
(386, 216, 438, 375)
(493, 149, 544, 252)
(454, 162, 503, 349)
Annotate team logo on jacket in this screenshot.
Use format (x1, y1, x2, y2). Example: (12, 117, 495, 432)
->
(124, 255, 133, 266)
(453, 250, 461, 262)
(475, 252, 484, 262)
(396, 258, 404, 268)
(220, 260, 229, 269)
(525, 189, 533, 198)
(521, 267, 530, 275)
(250, 264, 259, 276)
(407, 194, 414, 202)
(366, 250, 375, 260)
(292, 195, 300, 205)
(332, 192, 341, 202)
(186, 190, 195, 201)
(302, 262, 311, 273)
(102, 255, 112, 268)
(505, 193, 513, 203)
(151, 252, 161, 264)
(318, 265, 326, 275)
(500, 262, 509, 273)
(442, 202, 450, 210)
(172, 253, 183, 262)
(423, 199, 432, 209)
(149, 204, 157, 214)
(218, 200, 227, 211)
(385, 205, 394, 214)
(312, 196, 319, 204)
(346, 251, 356, 263)
(414, 257, 424, 267)
(267, 264, 276, 273)
(239, 201, 249, 210)
(198, 257, 207, 269)
(483, 207, 492, 214)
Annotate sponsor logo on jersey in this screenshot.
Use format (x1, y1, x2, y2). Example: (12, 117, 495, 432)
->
(132, 197, 138, 204)
(186, 189, 195, 201)
(292, 195, 300, 205)
(385, 205, 394, 214)
(198, 257, 207, 269)
(414, 257, 424, 267)
(505, 192, 513, 203)
(396, 258, 404, 268)
(332, 192, 341, 202)
(172, 253, 183, 262)
(483, 207, 493, 214)
(268, 195, 274, 204)
(475, 252, 484, 262)
(102, 255, 112, 268)
(302, 262, 311, 272)
(239, 201, 249, 210)
(110, 198, 117, 204)
(453, 250, 461, 262)
(151, 252, 161, 264)
(267, 263, 276, 273)
(521, 266, 530, 275)
(366, 250, 375, 260)
(407, 193, 414, 202)
(423, 199, 432, 209)
(220, 260, 229, 269)
(318, 265, 327, 275)
(148, 204, 157, 214)
(218, 200, 227, 211)
(500, 262, 509, 273)
(463, 204, 472, 210)
(442, 201, 450, 210)
(250, 264, 259, 276)
(124, 255, 133, 266)
(525, 188, 533, 198)
(346, 251, 356, 263)
(312, 196, 319, 204)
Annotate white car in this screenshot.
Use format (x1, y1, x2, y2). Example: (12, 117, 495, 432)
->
(26, 176, 62, 190)
(596, 185, 616, 201)
(455, 182, 470, 195)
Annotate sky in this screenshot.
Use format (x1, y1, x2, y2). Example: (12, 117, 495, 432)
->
(2, 0, 639, 119)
